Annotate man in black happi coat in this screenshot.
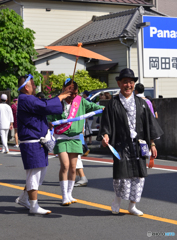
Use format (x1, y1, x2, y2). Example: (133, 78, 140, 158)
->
(97, 68, 163, 216)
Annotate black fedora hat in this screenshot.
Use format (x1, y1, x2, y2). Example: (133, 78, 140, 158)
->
(115, 68, 138, 82)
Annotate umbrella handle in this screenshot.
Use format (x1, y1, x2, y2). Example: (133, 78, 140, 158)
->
(72, 56, 79, 82)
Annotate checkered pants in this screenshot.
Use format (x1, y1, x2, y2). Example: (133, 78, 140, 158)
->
(113, 177, 145, 202)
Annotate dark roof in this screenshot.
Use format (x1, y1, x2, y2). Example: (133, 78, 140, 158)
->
(0, 0, 153, 6)
(36, 6, 163, 60)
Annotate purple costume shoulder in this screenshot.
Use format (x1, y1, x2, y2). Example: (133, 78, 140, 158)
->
(17, 93, 63, 169)
(145, 99, 155, 116)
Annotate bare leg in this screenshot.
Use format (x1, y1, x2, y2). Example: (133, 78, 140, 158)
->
(67, 153, 78, 203)
(68, 153, 78, 180)
(14, 128, 18, 146)
(77, 168, 85, 178)
(28, 190, 38, 200)
(58, 152, 70, 181)
(58, 152, 71, 205)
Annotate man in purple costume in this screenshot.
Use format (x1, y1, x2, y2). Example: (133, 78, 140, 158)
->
(15, 74, 71, 215)
(135, 83, 155, 116)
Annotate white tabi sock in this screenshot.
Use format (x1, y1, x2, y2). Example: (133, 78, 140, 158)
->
(68, 180, 77, 203)
(128, 202, 143, 216)
(111, 195, 121, 214)
(29, 200, 51, 215)
(60, 180, 71, 205)
(15, 190, 30, 209)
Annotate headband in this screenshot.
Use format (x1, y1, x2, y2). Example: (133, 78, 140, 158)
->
(18, 74, 33, 91)
(64, 78, 76, 86)
(64, 78, 71, 85)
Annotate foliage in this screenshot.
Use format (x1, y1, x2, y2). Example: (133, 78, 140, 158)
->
(0, 8, 43, 98)
(48, 70, 107, 96)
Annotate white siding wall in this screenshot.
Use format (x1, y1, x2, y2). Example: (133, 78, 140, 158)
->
(130, 43, 177, 98)
(20, 0, 134, 48)
(155, 0, 177, 17)
(85, 41, 127, 88)
(35, 53, 85, 76)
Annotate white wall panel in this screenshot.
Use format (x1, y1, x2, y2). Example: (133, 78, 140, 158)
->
(20, 0, 133, 48)
(35, 53, 85, 76)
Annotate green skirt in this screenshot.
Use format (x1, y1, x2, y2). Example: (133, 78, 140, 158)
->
(54, 139, 83, 154)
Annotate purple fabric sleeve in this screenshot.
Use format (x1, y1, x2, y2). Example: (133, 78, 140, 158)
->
(145, 99, 155, 116)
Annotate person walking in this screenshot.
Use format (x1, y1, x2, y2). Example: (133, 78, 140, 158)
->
(135, 83, 155, 116)
(15, 74, 71, 215)
(97, 68, 163, 216)
(83, 90, 93, 145)
(0, 94, 14, 153)
(11, 98, 19, 148)
(48, 78, 104, 206)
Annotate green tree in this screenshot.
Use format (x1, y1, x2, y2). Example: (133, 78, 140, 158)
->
(48, 70, 107, 96)
(0, 8, 43, 98)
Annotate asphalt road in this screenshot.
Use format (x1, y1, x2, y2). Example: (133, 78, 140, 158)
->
(0, 148, 177, 240)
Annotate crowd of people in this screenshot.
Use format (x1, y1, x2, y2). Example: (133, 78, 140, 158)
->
(0, 68, 163, 216)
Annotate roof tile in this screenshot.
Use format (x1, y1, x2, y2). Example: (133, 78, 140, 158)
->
(0, 0, 153, 5)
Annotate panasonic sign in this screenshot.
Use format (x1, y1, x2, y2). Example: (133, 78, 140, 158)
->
(150, 27, 177, 38)
(142, 16, 177, 77)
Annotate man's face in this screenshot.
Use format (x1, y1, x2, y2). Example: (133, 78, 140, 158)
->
(64, 86, 78, 103)
(26, 79, 36, 95)
(117, 78, 135, 98)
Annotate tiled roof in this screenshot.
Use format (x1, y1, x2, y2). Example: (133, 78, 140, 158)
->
(36, 6, 163, 60)
(66, 0, 153, 5)
(51, 7, 158, 46)
(0, 0, 153, 6)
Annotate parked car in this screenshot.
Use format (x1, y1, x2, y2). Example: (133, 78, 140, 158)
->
(82, 87, 154, 136)
(144, 88, 154, 98)
(87, 88, 119, 103)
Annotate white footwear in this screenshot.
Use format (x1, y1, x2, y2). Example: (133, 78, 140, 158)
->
(14, 145, 19, 148)
(29, 200, 51, 215)
(111, 196, 121, 214)
(74, 177, 88, 187)
(128, 202, 143, 216)
(15, 190, 30, 209)
(68, 180, 77, 203)
(60, 180, 71, 205)
(0, 149, 5, 153)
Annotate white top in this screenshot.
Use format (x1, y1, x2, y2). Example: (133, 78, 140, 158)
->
(0, 103, 14, 129)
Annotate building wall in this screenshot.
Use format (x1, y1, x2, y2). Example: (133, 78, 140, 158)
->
(3, 0, 134, 49)
(130, 43, 177, 98)
(154, 0, 177, 17)
(35, 52, 85, 76)
(85, 41, 127, 88)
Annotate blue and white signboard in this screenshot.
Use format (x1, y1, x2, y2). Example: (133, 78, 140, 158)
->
(143, 16, 177, 78)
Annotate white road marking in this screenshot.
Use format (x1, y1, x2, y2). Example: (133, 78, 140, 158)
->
(81, 159, 177, 172)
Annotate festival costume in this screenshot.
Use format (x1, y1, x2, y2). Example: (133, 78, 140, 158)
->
(17, 93, 63, 170)
(48, 96, 103, 205)
(136, 93, 155, 116)
(0, 102, 14, 153)
(97, 93, 163, 215)
(11, 103, 18, 128)
(48, 97, 103, 154)
(16, 93, 63, 214)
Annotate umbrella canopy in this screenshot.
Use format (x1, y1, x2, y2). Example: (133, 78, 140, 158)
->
(45, 43, 112, 61)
